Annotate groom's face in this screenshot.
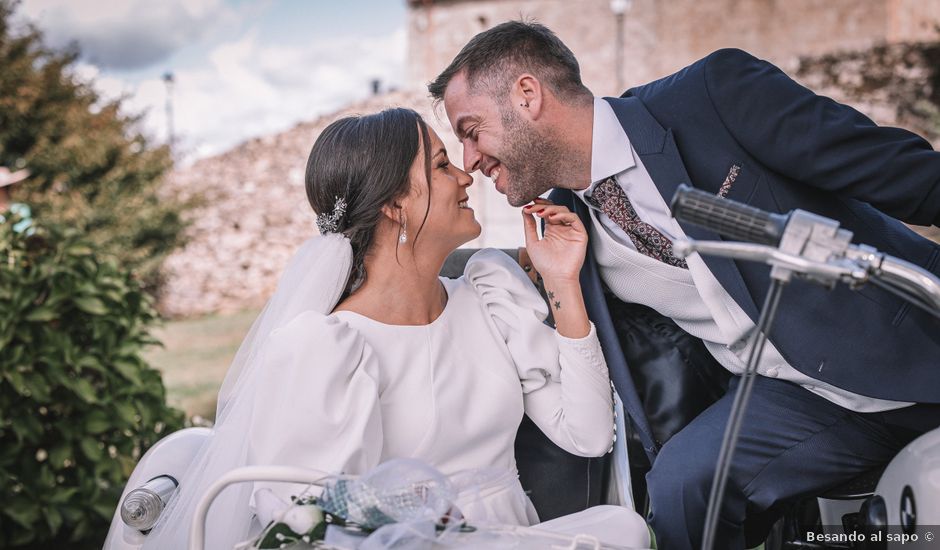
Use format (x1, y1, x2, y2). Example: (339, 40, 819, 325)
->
(443, 71, 559, 207)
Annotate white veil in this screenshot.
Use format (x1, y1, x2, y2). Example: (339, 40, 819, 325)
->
(216, 234, 352, 413)
(106, 234, 353, 550)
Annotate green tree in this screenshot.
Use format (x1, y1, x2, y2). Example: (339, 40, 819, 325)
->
(0, 0, 192, 292)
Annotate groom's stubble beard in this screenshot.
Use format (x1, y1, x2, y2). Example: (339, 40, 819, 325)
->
(498, 106, 585, 207)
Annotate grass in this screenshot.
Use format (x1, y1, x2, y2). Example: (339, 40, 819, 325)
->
(144, 309, 260, 421)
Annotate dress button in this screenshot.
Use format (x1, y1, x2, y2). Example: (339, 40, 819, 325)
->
(766, 367, 779, 378)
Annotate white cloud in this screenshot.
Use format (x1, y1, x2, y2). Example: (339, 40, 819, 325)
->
(18, 0, 237, 69)
(93, 26, 407, 161)
(17, 1, 406, 162)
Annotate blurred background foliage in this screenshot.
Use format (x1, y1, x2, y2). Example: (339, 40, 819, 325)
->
(0, 0, 195, 294)
(1, 1, 191, 547)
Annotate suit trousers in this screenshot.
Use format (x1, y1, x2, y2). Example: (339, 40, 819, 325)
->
(646, 375, 940, 550)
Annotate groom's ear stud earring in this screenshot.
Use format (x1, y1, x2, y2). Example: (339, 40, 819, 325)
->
(521, 102, 529, 108)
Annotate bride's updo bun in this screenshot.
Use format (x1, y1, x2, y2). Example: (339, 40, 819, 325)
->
(305, 108, 433, 296)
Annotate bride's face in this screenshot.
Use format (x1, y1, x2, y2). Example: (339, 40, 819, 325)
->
(401, 126, 481, 252)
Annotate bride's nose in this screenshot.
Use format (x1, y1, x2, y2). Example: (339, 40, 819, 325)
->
(457, 167, 473, 187)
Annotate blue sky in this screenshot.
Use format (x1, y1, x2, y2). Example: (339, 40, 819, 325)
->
(15, 0, 408, 160)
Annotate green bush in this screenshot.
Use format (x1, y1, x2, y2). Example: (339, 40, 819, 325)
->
(0, 214, 185, 549)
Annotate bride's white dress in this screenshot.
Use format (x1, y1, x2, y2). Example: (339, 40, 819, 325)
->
(248, 249, 648, 547)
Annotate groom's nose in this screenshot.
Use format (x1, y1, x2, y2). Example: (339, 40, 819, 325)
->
(462, 142, 482, 173)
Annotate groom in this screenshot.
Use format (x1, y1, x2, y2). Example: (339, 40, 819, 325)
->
(429, 21, 940, 549)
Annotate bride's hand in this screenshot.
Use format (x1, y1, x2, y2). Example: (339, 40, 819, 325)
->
(522, 199, 587, 284)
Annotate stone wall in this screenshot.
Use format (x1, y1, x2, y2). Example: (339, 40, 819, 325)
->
(407, 0, 940, 96)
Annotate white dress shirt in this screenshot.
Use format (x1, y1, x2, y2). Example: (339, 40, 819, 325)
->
(578, 97, 912, 413)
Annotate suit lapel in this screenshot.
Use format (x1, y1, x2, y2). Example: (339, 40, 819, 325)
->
(604, 97, 759, 320)
(550, 188, 659, 463)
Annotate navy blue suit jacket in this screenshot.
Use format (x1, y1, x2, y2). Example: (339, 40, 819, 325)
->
(550, 48, 940, 463)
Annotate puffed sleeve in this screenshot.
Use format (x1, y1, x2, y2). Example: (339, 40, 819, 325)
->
(465, 249, 615, 457)
(247, 311, 383, 500)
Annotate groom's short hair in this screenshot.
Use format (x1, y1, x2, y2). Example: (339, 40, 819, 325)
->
(428, 20, 591, 105)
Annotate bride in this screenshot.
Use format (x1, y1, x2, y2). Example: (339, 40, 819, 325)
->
(125, 108, 648, 549)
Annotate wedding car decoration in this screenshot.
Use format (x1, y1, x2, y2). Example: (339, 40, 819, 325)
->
(252, 458, 460, 549)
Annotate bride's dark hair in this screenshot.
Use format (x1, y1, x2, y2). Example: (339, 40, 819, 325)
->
(305, 108, 433, 295)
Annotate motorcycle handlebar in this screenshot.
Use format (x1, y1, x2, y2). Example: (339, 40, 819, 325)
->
(670, 184, 788, 246)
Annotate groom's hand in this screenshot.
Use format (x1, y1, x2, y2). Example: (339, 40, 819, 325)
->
(522, 199, 587, 284)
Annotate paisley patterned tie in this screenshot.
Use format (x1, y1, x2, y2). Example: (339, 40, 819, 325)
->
(586, 177, 688, 269)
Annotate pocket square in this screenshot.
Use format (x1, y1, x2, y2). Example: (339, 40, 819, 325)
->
(718, 164, 741, 198)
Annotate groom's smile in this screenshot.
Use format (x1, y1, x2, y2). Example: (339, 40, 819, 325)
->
(442, 73, 536, 206)
(481, 161, 504, 194)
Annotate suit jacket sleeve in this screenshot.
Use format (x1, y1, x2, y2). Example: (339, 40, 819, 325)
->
(701, 48, 940, 227)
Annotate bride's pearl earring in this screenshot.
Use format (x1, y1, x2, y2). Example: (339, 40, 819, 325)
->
(399, 218, 407, 244)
